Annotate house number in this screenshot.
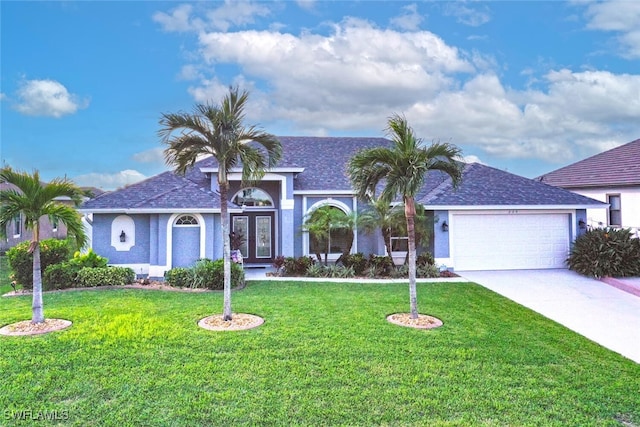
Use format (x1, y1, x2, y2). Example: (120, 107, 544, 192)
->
(508, 210, 519, 214)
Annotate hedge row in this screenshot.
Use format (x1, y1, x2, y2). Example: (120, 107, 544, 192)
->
(165, 259, 244, 290)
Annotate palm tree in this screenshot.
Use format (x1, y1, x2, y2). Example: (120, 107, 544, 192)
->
(303, 205, 356, 265)
(358, 196, 431, 258)
(159, 87, 281, 321)
(0, 167, 87, 324)
(348, 114, 462, 319)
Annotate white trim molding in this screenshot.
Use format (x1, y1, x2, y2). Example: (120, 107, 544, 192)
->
(166, 213, 207, 270)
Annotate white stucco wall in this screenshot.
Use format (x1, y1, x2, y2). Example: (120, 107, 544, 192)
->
(571, 187, 640, 234)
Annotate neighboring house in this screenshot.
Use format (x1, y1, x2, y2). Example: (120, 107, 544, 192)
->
(538, 138, 640, 236)
(0, 182, 69, 252)
(0, 181, 99, 252)
(79, 137, 605, 275)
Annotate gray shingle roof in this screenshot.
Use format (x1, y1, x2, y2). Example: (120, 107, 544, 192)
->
(195, 136, 392, 191)
(81, 136, 605, 211)
(419, 163, 606, 207)
(80, 170, 225, 210)
(538, 138, 640, 188)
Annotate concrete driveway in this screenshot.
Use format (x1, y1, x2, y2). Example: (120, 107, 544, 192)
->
(459, 269, 640, 364)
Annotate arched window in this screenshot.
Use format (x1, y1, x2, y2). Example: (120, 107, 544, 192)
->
(305, 202, 353, 260)
(232, 188, 273, 207)
(175, 215, 199, 226)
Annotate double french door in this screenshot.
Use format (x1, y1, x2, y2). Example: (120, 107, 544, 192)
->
(230, 212, 275, 264)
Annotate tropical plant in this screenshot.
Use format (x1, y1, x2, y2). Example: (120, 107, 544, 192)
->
(303, 205, 356, 265)
(0, 167, 87, 323)
(358, 196, 432, 257)
(348, 114, 462, 318)
(159, 87, 281, 320)
(567, 228, 640, 278)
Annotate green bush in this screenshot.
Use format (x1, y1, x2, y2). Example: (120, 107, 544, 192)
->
(283, 256, 315, 276)
(417, 252, 435, 267)
(165, 259, 244, 290)
(305, 264, 355, 278)
(76, 266, 136, 287)
(567, 228, 640, 278)
(42, 263, 77, 290)
(417, 264, 440, 278)
(339, 253, 367, 276)
(368, 255, 393, 277)
(165, 267, 193, 288)
(43, 249, 109, 290)
(6, 238, 72, 289)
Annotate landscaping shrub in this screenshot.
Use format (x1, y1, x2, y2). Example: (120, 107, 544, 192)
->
(6, 238, 72, 289)
(42, 263, 77, 290)
(43, 250, 109, 290)
(282, 256, 315, 276)
(165, 267, 193, 288)
(417, 263, 440, 278)
(339, 252, 367, 276)
(567, 228, 640, 278)
(76, 266, 136, 287)
(305, 264, 355, 278)
(367, 255, 394, 277)
(417, 252, 435, 267)
(272, 255, 286, 276)
(165, 259, 244, 290)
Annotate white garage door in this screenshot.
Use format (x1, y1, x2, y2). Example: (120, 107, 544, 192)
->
(452, 213, 570, 270)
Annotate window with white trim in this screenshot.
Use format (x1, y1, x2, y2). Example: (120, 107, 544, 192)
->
(232, 188, 273, 207)
(607, 194, 621, 227)
(308, 206, 352, 257)
(175, 215, 199, 226)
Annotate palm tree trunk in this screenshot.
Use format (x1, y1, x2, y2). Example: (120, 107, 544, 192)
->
(31, 231, 45, 324)
(404, 197, 419, 319)
(219, 175, 233, 321)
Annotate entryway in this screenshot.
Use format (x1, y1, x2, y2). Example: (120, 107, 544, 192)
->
(231, 212, 275, 264)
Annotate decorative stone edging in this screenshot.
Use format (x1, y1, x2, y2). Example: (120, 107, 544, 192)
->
(386, 313, 443, 330)
(0, 319, 72, 336)
(197, 313, 264, 331)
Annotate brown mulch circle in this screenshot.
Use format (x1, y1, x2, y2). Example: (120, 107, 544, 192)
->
(198, 313, 264, 331)
(0, 319, 72, 336)
(386, 313, 443, 330)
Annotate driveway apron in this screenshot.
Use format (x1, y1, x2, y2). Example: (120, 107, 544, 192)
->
(459, 269, 640, 364)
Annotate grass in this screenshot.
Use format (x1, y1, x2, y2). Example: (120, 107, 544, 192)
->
(1, 258, 639, 426)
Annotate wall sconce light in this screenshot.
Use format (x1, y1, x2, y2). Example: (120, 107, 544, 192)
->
(119, 230, 126, 242)
(441, 221, 449, 232)
(578, 219, 586, 229)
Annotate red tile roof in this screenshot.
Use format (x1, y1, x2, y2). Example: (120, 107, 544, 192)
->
(539, 138, 640, 188)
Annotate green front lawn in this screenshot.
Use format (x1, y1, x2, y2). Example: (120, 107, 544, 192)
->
(1, 263, 638, 426)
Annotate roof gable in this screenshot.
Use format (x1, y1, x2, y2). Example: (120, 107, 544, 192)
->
(538, 138, 640, 188)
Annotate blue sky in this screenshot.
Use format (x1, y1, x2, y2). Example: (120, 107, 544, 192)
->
(1, 1, 639, 190)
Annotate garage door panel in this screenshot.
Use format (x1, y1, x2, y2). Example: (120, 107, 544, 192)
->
(452, 213, 570, 271)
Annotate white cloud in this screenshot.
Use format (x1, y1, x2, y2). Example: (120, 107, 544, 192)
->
(407, 70, 640, 162)
(193, 18, 473, 130)
(206, 0, 271, 32)
(296, 0, 316, 12)
(442, 3, 491, 27)
(14, 79, 87, 118)
(157, 5, 640, 166)
(390, 3, 424, 31)
(73, 170, 147, 190)
(153, 4, 201, 32)
(462, 155, 485, 165)
(132, 148, 165, 164)
(153, 1, 271, 33)
(583, 0, 640, 58)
